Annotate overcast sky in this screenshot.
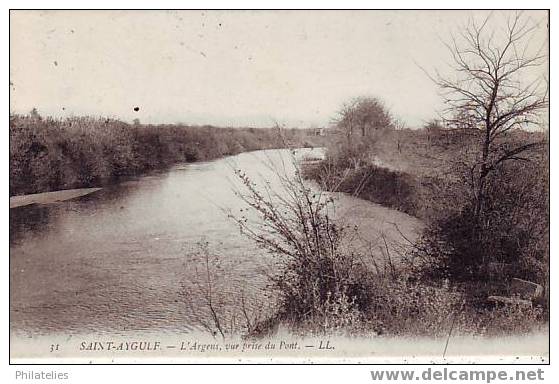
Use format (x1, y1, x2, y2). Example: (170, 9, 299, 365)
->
(10, 10, 548, 128)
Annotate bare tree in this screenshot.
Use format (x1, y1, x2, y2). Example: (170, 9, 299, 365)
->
(227, 152, 363, 324)
(431, 11, 548, 217)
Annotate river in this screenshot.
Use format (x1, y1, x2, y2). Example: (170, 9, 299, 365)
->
(10, 148, 423, 338)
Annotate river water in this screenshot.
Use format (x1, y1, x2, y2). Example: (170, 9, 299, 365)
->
(10, 148, 423, 338)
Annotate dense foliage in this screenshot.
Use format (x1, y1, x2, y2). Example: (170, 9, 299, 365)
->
(9, 113, 316, 196)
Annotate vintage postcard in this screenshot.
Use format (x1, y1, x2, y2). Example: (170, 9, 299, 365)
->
(9, 9, 549, 364)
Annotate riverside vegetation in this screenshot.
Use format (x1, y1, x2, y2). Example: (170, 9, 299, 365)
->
(9, 110, 321, 196)
(183, 13, 548, 339)
(11, 13, 549, 340)
(188, 139, 547, 338)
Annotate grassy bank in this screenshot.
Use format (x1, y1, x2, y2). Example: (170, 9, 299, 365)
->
(187, 148, 548, 339)
(297, 126, 549, 334)
(304, 159, 420, 217)
(9, 114, 322, 196)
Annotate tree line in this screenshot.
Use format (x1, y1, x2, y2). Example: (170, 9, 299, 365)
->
(9, 113, 317, 196)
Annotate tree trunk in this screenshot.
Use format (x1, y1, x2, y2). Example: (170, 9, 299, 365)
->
(475, 128, 491, 219)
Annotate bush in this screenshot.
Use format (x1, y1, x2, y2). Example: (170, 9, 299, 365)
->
(413, 154, 549, 288)
(354, 276, 545, 337)
(304, 159, 419, 216)
(230, 152, 368, 329)
(363, 278, 463, 337)
(181, 240, 274, 338)
(469, 303, 546, 336)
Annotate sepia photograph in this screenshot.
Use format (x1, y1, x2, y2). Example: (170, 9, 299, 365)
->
(8, 8, 549, 364)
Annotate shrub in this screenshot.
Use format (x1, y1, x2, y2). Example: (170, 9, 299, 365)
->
(363, 278, 464, 337)
(304, 159, 419, 216)
(413, 154, 549, 288)
(229, 151, 367, 328)
(181, 240, 273, 338)
(356, 276, 546, 337)
(469, 303, 546, 336)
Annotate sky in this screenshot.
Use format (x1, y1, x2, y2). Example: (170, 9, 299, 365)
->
(9, 10, 548, 128)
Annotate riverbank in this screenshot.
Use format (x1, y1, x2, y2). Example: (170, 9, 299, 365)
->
(10, 187, 103, 208)
(297, 136, 548, 339)
(9, 147, 548, 349)
(10, 113, 325, 196)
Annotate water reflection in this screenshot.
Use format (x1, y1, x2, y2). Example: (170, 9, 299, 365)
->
(10, 204, 54, 245)
(10, 149, 312, 336)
